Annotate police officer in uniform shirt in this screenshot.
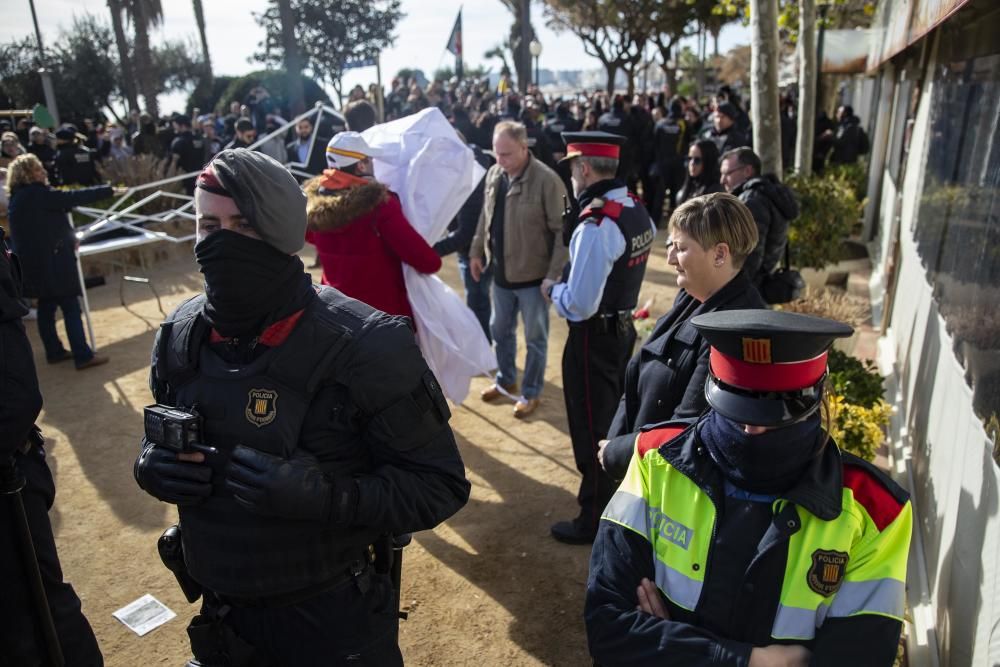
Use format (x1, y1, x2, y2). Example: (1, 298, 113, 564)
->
(543, 131, 656, 545)
(53, 125, 100, 187)
(170, 115, 207, 195)
(586, 310, 912, 666)
(132, 149, 470, 666)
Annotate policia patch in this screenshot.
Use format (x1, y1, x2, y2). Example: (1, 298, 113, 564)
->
(245, 388, 278, 427)
(807, 549, 849, 596)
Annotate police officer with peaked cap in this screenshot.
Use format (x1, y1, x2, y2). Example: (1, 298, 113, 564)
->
(586, 310, 912, 666)
(53, 125, 100, 187)
(133, 148, 470, 666)
(544, 131, 656, 545)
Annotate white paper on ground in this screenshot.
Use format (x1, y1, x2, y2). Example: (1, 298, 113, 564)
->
(362, 108, 495, 403)
(112, 594, 176, 636)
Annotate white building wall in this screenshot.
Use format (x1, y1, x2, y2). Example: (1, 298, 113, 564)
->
(873, 26, 1000, 667)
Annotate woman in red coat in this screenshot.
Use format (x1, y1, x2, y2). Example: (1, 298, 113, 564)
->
(304, 132, 440, 322)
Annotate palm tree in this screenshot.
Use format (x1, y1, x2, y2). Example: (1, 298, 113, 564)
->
(107, 0, 139, 112)
(192, 0, 213, 85)
(124, 0, 164, 118)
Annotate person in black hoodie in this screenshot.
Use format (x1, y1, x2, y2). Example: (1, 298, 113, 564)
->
(599, 193, 766, 482)
(720, 147, 800, 287)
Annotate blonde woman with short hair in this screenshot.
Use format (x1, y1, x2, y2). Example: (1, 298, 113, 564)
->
(600, 192, 768, 479)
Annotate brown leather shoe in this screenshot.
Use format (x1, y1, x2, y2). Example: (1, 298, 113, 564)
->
(513, 397, 540, 419)
(481, 382, 517, 402)
(75, 355, 109, 371)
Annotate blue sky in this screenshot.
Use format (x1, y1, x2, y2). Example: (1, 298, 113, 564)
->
(5, 0, 749, 111)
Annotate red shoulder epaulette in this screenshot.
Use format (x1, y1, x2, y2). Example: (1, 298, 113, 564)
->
(636, 425, 687, 460)
(841, 456, 909, 530)
(579, 198, 624, 225)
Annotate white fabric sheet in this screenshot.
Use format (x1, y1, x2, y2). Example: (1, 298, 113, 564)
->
(361, 108, 494, 403)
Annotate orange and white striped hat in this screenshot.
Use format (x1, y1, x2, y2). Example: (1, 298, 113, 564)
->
(325, 132, 384, 169)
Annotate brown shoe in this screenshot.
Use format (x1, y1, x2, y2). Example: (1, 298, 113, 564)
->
(481, 382, 517, 402)
(76, 355, 109, 371)
(513, 397, 540, 419)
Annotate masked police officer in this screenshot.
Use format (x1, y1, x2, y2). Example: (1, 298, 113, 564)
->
(543, 132, 656, 545)
(53, 125, 100, 187)
(586, 310, 912, 666)
(133, 149, 470, 666)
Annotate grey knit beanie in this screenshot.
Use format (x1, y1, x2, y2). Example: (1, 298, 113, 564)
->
(209, 148, 306, 254)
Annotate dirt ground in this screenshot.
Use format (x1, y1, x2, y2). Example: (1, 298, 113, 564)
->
(30, 232, 678, 666)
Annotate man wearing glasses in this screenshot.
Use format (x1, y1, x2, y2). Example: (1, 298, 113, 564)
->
(719, 147, 799, 288)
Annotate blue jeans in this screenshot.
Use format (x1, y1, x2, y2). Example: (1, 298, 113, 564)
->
(458, 253, 492, 342)
(491, 283, 549, 399)
(36, 296, 94, 366)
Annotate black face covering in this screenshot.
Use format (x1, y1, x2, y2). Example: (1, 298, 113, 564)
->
(699, 411, 825, 495)
(194, 230, 311, 338)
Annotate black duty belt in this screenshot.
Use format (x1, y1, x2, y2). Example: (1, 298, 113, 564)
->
(570, 310, 634, 334)
(214, 547, 374, 609)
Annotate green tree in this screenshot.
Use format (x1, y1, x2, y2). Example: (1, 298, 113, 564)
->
(254, 0, 402, 103)
(543, 0, 654, 96)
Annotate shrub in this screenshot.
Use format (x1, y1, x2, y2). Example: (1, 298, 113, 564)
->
(826, 161, 868, 201)
(785, 172, 863, 269)
(827, 348, 885, 408)
(212, 70, 333, 117)
(827, 393, 891, 462)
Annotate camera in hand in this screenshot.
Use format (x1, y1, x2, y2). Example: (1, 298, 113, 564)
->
(144, 404, 202, 453)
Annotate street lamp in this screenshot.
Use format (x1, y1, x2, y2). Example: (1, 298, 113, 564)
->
(27, 0, 60, 126)
(529, 39, 543, 87)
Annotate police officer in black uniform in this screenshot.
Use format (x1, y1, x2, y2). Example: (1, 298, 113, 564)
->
(170, 115, 207, 195)
(133, 149, 470, 666)
(0, 227, 104, 666)
(53, 125, 100, 187)
(543, 132, 656, 544)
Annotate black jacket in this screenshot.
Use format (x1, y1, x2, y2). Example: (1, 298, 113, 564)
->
(7, 183, 113, 299)
(830, 115, 869, 165)
(603, 270, 765, 480)
(731, 175, 799, 283)
(434, 144, 495, 257)
(286, 136, 330, 176)
(701, 125, 750, 156)
(54, 144, 100, 187)
(0, 228, 43, 458)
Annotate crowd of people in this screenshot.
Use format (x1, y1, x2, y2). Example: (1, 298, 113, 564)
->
(1, 65, 906, 667)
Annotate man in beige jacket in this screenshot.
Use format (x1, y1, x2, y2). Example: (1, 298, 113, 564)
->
(470, 121, 568, 418)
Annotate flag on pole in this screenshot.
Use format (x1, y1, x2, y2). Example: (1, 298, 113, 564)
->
(446, 8, 463, 80)
(446, 9, 462, 57)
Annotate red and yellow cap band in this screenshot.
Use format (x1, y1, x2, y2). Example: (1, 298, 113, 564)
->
(709, 348, 827, 392)
(565, 142, 621, 160)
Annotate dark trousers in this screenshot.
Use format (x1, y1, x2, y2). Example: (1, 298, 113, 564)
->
(458, 253, 492, 342)
(36, 296, 94, 366)
(562, 320, 637, 530)
(0, 445, 103, 666)
(199, 571, 402, 666)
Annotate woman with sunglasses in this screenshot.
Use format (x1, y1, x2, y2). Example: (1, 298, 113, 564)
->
(676, 139, 724, 207)
(600, 193, 766, 481)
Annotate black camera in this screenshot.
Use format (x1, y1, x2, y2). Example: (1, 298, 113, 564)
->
(144, 404, 201, 453)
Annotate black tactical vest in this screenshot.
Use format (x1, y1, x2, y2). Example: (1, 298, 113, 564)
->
(584, 193, 654, 313)
(156, 287, 381, 597)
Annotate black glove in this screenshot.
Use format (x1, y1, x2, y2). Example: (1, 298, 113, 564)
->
(224, 445, 357, 524)
(134, 440, 213, 505)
